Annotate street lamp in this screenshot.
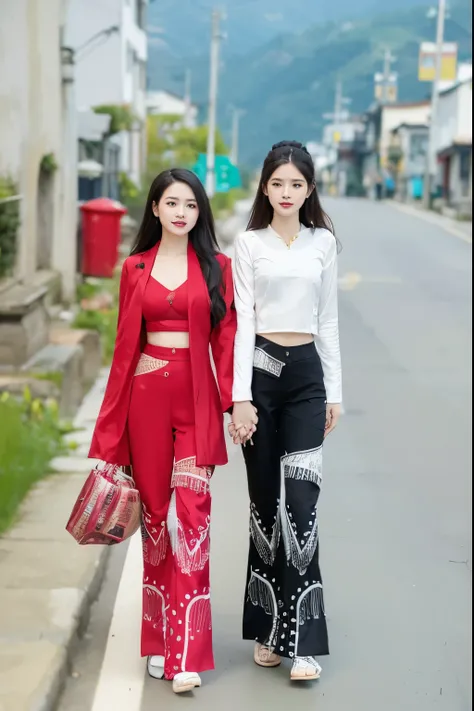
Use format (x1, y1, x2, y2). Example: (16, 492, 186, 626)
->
(75, 26, 120, 61)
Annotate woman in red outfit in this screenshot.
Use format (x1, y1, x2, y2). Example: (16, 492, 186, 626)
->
(89, 169, 237, 694)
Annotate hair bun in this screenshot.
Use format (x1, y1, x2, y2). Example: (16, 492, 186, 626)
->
(271, 140, 310, 156)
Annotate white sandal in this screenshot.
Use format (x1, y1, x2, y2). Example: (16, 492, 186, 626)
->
(147, 655, 164, 679)
(172, 671, 202, 694)
(254, 643, 281, 668)
(290, 657, 322, 681)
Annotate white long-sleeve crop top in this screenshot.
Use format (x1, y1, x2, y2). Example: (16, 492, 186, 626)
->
(232, 225, 342, 403)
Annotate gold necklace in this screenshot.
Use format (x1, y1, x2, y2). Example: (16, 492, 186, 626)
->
(270, 224, 299, 249)
(285, 234, 299, 249)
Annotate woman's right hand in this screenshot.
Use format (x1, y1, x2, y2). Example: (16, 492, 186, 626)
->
(230, 401, 258, 445)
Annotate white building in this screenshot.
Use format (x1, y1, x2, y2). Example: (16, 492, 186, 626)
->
(378, 101, 431, 169)
(433, 78, 472, 210)
(389, 123, 429, 200)
(66, 0, 148, 186)
(146, 90, 198, 129)
(363, 101, 432, 200)
(0, 0, 77, 300)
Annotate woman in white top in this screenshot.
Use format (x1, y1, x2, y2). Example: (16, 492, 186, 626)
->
(229, 141, 342, 682)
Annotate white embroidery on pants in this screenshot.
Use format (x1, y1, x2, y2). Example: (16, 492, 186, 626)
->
(294, 583, 325, 655)
(134, 353, 169, 376)
(249, 504, 281, 566)
(248, 568, 279, 648)
(167, 490, 211, 576)
(280, 470, 319, 577)
(253, 347, 285, 377)
(141, 504, 168, 567)
(250, 448, 322, 575)
(282, 446, 323, 488)
(171, 456, 212, 495)
(143, 584, 168, 637)
(182, 593, 212, 672)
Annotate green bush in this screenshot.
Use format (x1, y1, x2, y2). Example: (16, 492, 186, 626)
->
(93, 104, 136, 135)
(119, 172, 145, 208)
(0, 392, 66, 534)
(73, 307, 118, 364)
(0, 178, 20, 279)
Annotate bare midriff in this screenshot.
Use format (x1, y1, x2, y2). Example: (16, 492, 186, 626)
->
(258, 332, 313, 347)
(147, 331, 190, 349)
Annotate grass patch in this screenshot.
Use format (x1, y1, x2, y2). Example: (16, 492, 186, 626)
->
(0, 392, 67, 535)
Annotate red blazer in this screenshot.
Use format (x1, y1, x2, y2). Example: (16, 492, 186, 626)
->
(89, 241, 236, 468)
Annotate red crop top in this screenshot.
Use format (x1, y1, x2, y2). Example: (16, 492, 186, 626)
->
(142, 277, 189, 332)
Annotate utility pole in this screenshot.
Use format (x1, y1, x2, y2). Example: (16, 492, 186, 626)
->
(322, 79, 351, 196)
(423, 0, 446, 208)
(230, 107, 245, 165)
(205, 9, 223, 198)
(333, 79, 343, 148)
(382, 48, 395, 102)
(333, 80, 343, 196)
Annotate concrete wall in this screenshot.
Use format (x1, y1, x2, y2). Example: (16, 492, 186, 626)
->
(0, 0, 77, 299)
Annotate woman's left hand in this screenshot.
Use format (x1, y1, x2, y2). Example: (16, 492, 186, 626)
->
(227, 421, 255, 446)
(325, 403, 341, 438)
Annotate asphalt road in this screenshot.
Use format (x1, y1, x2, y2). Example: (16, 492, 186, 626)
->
(57, 198, 472, 711)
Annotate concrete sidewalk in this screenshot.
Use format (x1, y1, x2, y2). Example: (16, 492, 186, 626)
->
(0, 372, 109, 711)
(388, 200, 472, 243)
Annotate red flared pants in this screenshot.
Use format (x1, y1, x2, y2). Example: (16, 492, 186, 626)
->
(128, 344, 214, 679)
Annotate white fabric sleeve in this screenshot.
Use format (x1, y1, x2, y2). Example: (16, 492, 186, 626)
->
(232, 234, 256, 402)
(314, 238, 342, 403)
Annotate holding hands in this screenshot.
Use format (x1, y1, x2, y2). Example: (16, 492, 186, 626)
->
(228, 401, 258, 446)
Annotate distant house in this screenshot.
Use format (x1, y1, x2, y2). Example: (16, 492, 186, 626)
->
(433, 78, 472, 213)
(363, 101, 431, 172)
(389, 123, 429, 201)
(146, 90, 198, 129)
(317, 118, 366, 196)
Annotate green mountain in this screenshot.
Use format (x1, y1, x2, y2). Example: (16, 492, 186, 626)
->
(147, 0, 431, 58)
(148, 1, 472, 167)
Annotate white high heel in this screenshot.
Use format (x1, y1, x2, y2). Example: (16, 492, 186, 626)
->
(147, 655, 165, 679)
(172, 671, 202, 693)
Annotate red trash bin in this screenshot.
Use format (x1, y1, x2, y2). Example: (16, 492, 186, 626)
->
(80, 198, 127, 278)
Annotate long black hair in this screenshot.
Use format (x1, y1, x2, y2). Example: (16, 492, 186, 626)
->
(130, 168, 226, 328)
(248, 141, 340, 249)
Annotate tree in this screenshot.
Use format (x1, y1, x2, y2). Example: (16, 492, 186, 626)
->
(94, 104, 136, 135)
(145, 115, 230, 180)
(172, 126, 228, 167)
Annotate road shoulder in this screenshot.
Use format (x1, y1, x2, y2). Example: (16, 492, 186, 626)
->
(0, 373, 110, 711)
(387, 201, 472, 244)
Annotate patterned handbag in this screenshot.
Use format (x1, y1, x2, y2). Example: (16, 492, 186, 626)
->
(66, 463, 141, 545)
